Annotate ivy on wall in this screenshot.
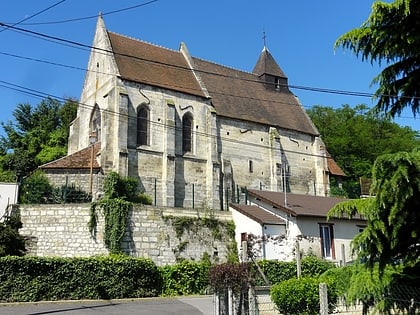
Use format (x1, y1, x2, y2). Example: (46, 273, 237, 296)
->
(163, 212, 238, 263)
(89, 198, 131, 254)
(88, 171, 139, 254)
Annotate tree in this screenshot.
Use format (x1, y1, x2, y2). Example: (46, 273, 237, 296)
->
(0, 97, 77, 181)
(328, 149, 420, 271)
(307, 104, 420, 197)
(0, 211, 26, 257)
(335, 0, 420, 117)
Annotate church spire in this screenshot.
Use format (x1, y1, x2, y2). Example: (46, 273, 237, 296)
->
(253, 36, 289, 91)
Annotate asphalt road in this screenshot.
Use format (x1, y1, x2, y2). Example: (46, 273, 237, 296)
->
(0, 296, 214, 315)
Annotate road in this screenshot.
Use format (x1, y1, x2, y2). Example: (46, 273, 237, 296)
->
(0, 296, 214, 315)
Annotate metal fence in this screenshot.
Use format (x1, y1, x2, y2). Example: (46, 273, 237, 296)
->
(214, 284, 420, 315)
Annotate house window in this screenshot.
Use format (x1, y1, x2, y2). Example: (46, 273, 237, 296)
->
(182, 113, 193, 153)
(319, 224, 335, 259)
(137, 106, 149, 146)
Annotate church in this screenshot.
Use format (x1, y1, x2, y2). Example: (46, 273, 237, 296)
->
(44, 16, 343, 210)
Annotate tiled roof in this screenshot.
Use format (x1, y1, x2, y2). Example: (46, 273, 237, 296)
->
(247, 189, 358, 219)
(193, 57, 318, 135)
(253, 47, 287, 78)
(230, 204, 286, 225)
(39, 142, 101, 170)
(108, 32, 207, 98)
(107, 31, 319, 136)
(327, 152, 346, 176)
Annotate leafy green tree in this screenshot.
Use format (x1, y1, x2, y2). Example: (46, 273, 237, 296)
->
(0, 211, 26, 257)
(335, 0, 420, 117)
(0, 97, 77, 181)
(329, 149, 420, 271)
(307, 104, 420, 197)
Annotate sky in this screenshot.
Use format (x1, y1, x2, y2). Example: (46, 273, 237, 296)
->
(0, 0, 418, 137)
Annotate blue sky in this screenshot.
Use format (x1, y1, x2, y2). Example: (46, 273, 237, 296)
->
(0, 0, 418, 136)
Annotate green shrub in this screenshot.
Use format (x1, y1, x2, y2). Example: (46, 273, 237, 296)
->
(271, 276, 338, 315)
(256, 260, 296, 285)
(256, 255, 335, 285)
(160, 260, 211, 296)
(0, 255, 162, 302)
(0, 211, 26, 257)
(301, 254, 336, 277)
(20, 170, 52, 204)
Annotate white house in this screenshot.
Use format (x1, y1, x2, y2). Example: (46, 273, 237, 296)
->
(230, 189, 365, 264)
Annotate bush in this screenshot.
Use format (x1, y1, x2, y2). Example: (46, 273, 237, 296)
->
(160, 260, 211, 296)
(256, 255, 336, 285)
(209, 262, 253, 294)
(20, 170, 53, 204)
(0, 255, 162, 302)
(0, 211, 26, 257)
(271, 276, 338, 315)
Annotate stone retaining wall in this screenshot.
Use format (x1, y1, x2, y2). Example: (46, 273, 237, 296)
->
(19, 204, 234, 266)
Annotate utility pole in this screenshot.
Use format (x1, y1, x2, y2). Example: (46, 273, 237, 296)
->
(89, 132, 97, 196)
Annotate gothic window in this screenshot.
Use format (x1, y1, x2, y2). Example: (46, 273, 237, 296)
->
(89, 104, 101, 141)
(182, 113, 193, 153)
(137, 105, 149, 146)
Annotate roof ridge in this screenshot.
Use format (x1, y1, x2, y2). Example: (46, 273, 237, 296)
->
(107, 31, 180, 54)
(192, 55, 257, 77)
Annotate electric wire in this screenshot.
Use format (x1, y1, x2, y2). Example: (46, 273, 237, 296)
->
(3, 0, 159, 26)
(1, 79, 414, 167)
(1, 20, 419, 105)
(1, 48, 419, 124)
(0, 0, 66, 33)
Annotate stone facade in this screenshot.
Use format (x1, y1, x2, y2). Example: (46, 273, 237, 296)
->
(64, 16, 334, 212)
(19, 204, 234, 266)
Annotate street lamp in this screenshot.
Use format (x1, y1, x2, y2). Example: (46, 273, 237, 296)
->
(89, 132, 97, 196)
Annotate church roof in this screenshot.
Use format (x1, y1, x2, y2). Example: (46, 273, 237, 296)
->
(107, 31, 319, 136)
(252, 47, 287, 78)
(108, 32, 206, 98)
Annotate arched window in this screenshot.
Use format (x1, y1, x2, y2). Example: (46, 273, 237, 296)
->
(137, 106, 149, 146)
(89, 104, 101, 141)
(182, 113, 193, 153)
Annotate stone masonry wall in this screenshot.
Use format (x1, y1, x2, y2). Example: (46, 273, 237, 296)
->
(19, 204, 234, 266)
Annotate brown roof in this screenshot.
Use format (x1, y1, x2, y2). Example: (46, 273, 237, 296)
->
(39, 142, 101, 170)
(326, 152, 346, 176)
(108, 32, 207, 98)
(193, 58, 318, 135)
(230, 204, 286, 225)
(253, 47, 287, 78)
(247, 189, 354, 219)
(107, 31, 319, 136)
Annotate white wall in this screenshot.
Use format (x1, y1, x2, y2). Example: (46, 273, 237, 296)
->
(0, 183, 18, 221)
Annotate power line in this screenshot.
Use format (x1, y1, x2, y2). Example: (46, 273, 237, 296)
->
(0, 0, 66, 33)
(2, 20, 420, 106)
(1, 79, 416, 166)
(4, 1, 159, 26)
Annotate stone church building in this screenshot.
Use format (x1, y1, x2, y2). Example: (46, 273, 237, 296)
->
(43, 16, 343, 211)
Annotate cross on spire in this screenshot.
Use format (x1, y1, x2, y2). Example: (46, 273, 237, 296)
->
(263, 31, 267, 49)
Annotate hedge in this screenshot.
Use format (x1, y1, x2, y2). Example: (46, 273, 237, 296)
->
(271, 276, 338, 315)
(160, 260, 211, 296)
(0, 255, 162, 302)
(255, 255, 336, 285)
